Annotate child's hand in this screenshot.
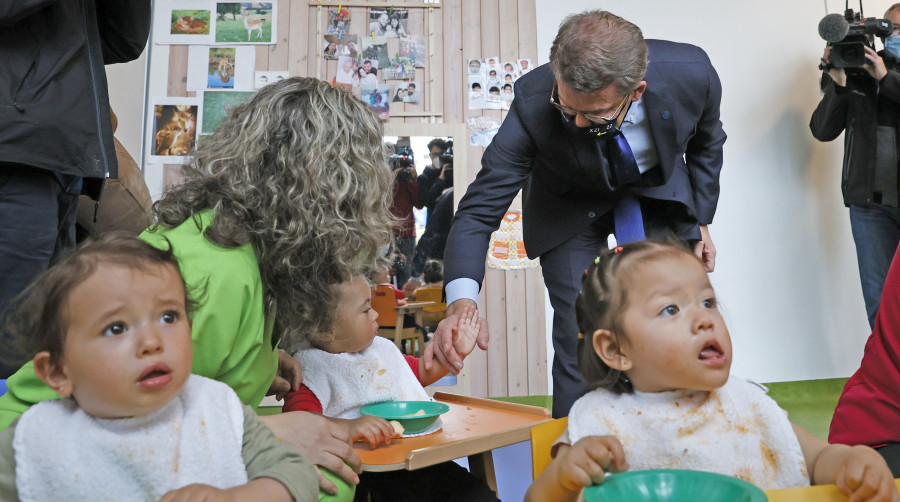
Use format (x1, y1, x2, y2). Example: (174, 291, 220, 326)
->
(349, 415, 395, 448)
(159, 483, 236, 502)
(451, 305, 481, 358)
(552, 436, 629, 493)
(834, 445, 900, 502)
(267, 349, 302, 401)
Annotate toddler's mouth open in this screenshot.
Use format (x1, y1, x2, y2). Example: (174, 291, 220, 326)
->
(698, 341, 725, 363)
(137, 363, 173, 388)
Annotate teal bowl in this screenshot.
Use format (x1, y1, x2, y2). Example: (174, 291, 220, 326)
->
(360, 401, 450, 434)
(583, 469, 768, 502)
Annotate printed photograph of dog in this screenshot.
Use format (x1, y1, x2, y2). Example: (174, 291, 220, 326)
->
(153, 104, 198, 157)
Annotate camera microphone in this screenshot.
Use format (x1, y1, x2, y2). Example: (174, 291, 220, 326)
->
(819, 13, 850, 43)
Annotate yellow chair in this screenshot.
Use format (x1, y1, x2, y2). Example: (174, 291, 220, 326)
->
(371, 285, 425, 356)
(414, 285, 446, 328)
(530, 416, 568, 480)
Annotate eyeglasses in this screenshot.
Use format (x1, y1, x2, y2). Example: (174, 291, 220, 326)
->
(550, 82, 630, 126)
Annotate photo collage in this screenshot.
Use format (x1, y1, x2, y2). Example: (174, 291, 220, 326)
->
(467, 57, 532, 111)
(325, 7, 424, 119)
(150, 1, 279, 164)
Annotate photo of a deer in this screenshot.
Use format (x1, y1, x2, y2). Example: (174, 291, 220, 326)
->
(242, 11, 265, 41)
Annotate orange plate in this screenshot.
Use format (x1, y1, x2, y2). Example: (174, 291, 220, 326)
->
(354, 392, 551, 472)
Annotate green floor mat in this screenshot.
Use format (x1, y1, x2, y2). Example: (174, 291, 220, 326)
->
(490, 395, 553, 413)
(762, 377, 847, 441)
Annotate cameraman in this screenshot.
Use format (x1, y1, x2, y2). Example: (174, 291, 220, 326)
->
(810, 3, 900, 329)
(416, 139, 452, 216)
(389, 144, 423, 287)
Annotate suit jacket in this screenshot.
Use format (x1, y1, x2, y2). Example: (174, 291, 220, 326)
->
(444, 40, 726, 287)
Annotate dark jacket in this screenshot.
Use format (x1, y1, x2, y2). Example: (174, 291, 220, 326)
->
(445, 40, 726, 287)
(410, 188, 453, 278)
(810, 57, 900, 207)
(0, 0, 151, 200)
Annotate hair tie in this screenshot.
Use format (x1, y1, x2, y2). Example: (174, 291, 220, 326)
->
(613, 246, 624, 253)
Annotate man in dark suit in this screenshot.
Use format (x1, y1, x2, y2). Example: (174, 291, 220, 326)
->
(425, 10, 726, 417)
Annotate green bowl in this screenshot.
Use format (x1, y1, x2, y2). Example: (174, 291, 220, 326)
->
(583, 469, 768, 502)
(360, 401, 449, 434)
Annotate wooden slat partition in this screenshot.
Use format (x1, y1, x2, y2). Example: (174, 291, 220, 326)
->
(153, 0, 545, 399)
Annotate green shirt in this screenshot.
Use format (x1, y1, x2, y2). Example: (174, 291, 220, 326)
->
(0, 210, 278, 429)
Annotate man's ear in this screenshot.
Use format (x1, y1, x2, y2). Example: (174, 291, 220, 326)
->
(591, 329, 633, 372)
(630, 80, 648, 102)
(33, 351, 73, 397)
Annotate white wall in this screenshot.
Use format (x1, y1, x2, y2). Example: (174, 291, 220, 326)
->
(105, 52, 147, 166)
(536, 0, 874, 383)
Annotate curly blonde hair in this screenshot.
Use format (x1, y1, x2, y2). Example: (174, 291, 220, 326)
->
(153, 77, 394, 349)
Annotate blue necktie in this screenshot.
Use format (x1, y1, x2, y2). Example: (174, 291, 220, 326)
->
(606, 130, 645, 244)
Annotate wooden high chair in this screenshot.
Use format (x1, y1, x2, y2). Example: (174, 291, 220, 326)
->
(371, 285, 426, 356)
(414, 285, 446, 328)
(530, 416, 568, 479)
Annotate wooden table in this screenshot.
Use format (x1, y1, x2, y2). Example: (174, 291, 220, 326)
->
(379, 301, 436, 356)
(395, 301, 436, 325)
(766, 479, 900, 501)
(354, 392, 552, 492)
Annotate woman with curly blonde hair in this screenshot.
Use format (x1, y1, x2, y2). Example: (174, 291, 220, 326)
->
(0, 77, 394, 497)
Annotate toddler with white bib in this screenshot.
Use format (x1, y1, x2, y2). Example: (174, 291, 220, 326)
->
(526, 239, 898, 502)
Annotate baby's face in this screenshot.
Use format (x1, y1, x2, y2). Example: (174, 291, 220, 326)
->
(610, 253, 731, 393)
(321, 276, 379, 354)
(58, 263, 193, 418)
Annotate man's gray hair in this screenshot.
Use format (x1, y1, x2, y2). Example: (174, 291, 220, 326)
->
(549, 10, 649, 95)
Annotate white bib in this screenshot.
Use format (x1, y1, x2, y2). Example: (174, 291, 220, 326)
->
(294, 336, 430, 419)
(14, 375, 248, 501)
(567, 376, 810, 490)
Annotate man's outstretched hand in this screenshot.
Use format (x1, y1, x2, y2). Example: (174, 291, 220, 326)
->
(424, 299, 489, 374)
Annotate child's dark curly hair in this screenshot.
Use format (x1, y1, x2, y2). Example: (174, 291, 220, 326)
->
(423, 259, 444, 285)
(575, 238, 696, 394)
(0, 233, 197, 369)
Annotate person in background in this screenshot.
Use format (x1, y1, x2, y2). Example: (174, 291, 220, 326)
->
(389, 144, 422, 288)
(0, 0, 151, 379)
(830, 239, 900, 476)
(433, 10, 726, 418)
(0, 77, 396, 497)
(810, 3, 900, 329)
(416, 138, 451, 215)
(0, 235, 318, 501)
(402, 187, 454, 297)
(526, 240, 897, 502)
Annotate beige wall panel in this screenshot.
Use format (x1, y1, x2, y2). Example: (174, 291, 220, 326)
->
(526, 266, 548, 395)
(505, 270, 528, 396)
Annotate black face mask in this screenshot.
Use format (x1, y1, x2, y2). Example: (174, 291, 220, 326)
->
(559, 111, 618, 140)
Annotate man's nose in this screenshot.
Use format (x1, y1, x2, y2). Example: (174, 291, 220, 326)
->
(574, 113, 592, 128)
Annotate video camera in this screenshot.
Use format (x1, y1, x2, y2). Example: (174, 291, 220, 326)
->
(439, 140, 454, 180)
(818, 1, 891, 69)
(390, 145, 415, 182)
